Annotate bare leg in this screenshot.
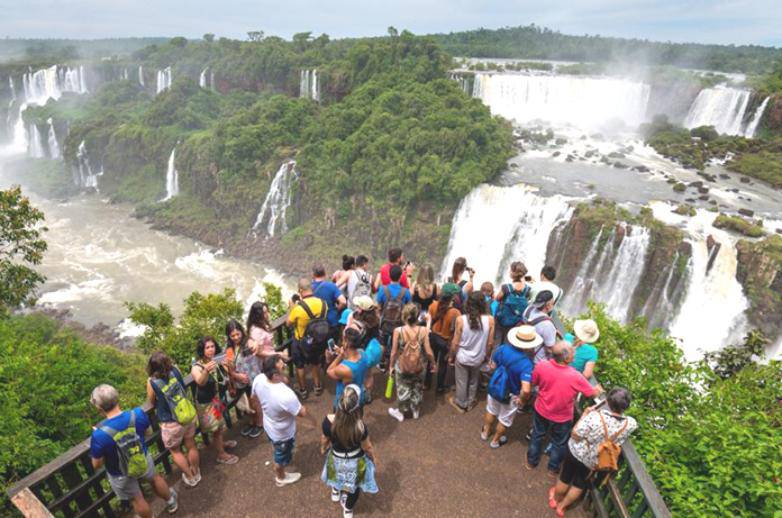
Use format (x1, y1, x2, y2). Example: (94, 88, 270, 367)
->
(295, 367, 307, 392)
(557, 486, 584, 512)
(183, 434, 200, 477)
(213, 429, 231, 460)
(482, 412, 496, 437)
(554, 479, 570, 501)
(131, 493, 152, 518)
(150, 474, 172, 500)
(311, 364, 322, 389)
(274, 463, 286, 480)
(251, 395, 263, 427)
(169, 446, 194, 478)
(492, 423, 508, 444)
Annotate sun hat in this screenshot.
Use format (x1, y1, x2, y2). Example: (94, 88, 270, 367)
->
(531, 290, 554, 308)
(353, 295, 376, 311)
(339, 308, 353, 326)
(574, 319, 600, 343)
(507, 325, 543, 350)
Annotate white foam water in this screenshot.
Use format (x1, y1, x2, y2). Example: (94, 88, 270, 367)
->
(156, 67, 172, 94)
(683, 86, 751, 136)
(162, 147, 179, 201)
(252, 161, 297, 236)
(47, 118, 61, 159)
(744, 97, 770, 138)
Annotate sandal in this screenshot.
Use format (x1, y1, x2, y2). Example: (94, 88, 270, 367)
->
(224, 440, 237, 449)
(555, 506, 565, 518)
(216, 454, 238, 465)
(314, 385, 324, 396)
(548, 487, 557, 509)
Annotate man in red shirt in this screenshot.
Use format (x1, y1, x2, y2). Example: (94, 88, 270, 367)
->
(373, 247, 409, 291)
(526, 341, 602, 474)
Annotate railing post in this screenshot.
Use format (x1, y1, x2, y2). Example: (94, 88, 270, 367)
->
(11, 488, 54, 518)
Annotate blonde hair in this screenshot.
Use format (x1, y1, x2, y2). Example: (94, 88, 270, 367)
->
(402, 303, 418, 326)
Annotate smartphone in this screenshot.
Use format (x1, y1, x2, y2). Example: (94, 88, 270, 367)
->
(327, 338, 336, 353)
(213, 352, 227, 364)
(524, 275, 532, 281)
(291, 294, 301, 303)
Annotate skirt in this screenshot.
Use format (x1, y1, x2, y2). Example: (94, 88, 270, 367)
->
(321, 451, 379, 494)
(196, 397, 226, 434)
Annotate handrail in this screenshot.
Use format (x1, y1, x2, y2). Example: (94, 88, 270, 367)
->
(7, 314, 292, 517)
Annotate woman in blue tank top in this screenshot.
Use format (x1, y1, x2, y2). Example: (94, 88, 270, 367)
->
(327, 327, 370, 408)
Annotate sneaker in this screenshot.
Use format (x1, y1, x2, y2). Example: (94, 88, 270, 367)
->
(166, 488, 178, 514)
(193, 469, 202, 485)
(343, 508, 354, 518)
(240, 424, 254, 437)
(330, 488, 340, 502)
(490, 436, 509, 449)
(314, 385, 324, 396)
(480, 428, 489, 441)
(181, 473, 198, 487)
(275, 472, 302, 487)
(248, 426, 263, 439)
(297, 388, 309, 400)
(412, 408, 420, 420)
(388, 407, 404, 422)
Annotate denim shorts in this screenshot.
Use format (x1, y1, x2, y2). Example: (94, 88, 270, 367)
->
(272, 437, 295, 466)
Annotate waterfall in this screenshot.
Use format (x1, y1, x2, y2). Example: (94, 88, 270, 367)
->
(75, 140, 101, 188)
(121, 68, 129, 81)
(210, 70, 214, 91)
(440, 184, 574, 285)
(299, 70, 319, 101)
(28, 123, 45, 158)
(6, 77, 16, 134)
(683, 86, 751, 136)
(156, 67, 172, 94)
(47, 118, 60, 159)
(471, 72, 651, 129)
(199, 67, 208, 88)
(162, 148, 179, 201)
(138, 65, 145, 86)
(252, 161, 297, 237)
(743, 97, 770, 138)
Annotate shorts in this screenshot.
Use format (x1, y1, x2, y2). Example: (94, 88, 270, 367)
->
(160, 420, 197, 450)
(559, 447, 592, 490)
(291, 338, 324, 368)
(107, 453, 155, 500)
(271, 437, 296, 466)
(486, 394, 518, 427)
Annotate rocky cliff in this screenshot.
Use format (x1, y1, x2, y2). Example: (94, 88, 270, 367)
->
(735, 235, 782, 343)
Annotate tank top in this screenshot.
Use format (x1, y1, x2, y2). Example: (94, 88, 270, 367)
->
(194, 362, 227, 404)
(456, 314, 491, 367)
(150, 367, 186, 423)
(334, 350, 367, 406)
(412, 284, 438, 313)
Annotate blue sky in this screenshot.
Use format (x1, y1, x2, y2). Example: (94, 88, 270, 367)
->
(0, 0, 780, 46)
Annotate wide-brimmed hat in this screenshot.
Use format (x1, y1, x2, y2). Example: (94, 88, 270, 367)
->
(353, 295, 375, 311)
(507, 325, 543, 350)
(532, 289, 554, 308)
(339, 308, 353, 325)
(574, 319, 600, 343)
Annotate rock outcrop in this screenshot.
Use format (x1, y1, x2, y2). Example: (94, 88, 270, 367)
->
(735, 235, 782, 344)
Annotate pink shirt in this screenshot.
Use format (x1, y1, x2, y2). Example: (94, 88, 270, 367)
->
(250, 325, 274, 355)
(532, 359, 597, 423)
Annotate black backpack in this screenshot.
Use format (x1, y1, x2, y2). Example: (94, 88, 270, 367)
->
(299, 299, 330, 347)
(380, 286, 406, 336)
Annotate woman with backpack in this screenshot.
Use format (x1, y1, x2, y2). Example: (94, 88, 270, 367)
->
(549, 387, 637, 516)
(426, 289, 462, 393)
(388, 304, 436, 422)
(448, 291, 495, 413)
(191, 337, 239, 465)
(146, 352, 201, 487)
(495, 261, 531, 344)
(320, 384, 379, 518)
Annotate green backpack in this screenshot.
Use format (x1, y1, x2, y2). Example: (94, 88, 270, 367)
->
(100, 412, 148, 478)
(154, 371, 196, 425)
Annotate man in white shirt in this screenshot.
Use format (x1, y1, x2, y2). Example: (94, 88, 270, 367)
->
(252, 355, 312, 487)
(528, 265, 563, 308)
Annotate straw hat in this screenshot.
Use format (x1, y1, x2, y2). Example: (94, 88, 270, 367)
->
(507, 325, 543, 350)
(574, 319, 600, 343)
(353, 295, 376, 311)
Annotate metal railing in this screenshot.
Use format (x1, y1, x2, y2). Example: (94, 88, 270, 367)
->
(6, 316, 291, 518)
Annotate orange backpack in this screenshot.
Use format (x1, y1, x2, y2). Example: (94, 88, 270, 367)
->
(596, 411, 629, 472)
(397, 327, 424, 375)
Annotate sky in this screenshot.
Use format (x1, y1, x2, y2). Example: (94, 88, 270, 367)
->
(0, 0, 780, 47)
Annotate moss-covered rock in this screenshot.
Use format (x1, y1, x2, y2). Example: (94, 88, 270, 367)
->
(713, 213, 766, 238)
(736, 235, 782, 343)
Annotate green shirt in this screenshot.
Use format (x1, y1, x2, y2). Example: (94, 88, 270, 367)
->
(570, 344, 598, 373)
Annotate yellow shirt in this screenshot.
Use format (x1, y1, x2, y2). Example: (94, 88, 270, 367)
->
(288, 296, 326, 340)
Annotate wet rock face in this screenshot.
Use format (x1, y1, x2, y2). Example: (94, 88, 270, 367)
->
(735, 236, 782, 344)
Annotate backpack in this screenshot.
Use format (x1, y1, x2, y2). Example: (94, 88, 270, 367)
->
(595, 412, 629, 472)
(99, 412, 148, 478)
(152, 369, 196, 425)
(299, 299, 330, 347)
(380, 286, 405, 336)
(350, 270, 372, 307)
(397, 327, 424, 375)
(488, 364, 511, 403)
(497, 284, 531, 328)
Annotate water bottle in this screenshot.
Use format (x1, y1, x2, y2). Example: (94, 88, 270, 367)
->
(384, 373, 394, 399)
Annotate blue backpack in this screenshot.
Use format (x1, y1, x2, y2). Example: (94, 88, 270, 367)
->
(497, 284, 530, 328)
(488, 364, 512, 403)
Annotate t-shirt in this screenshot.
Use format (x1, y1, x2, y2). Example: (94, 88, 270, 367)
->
(569, 409, 637, 469)
(523, 305, 557, 363)
(90, 408, 150, 477)
(532, 360, 597, 423)
(288, 296, 326, 340)
(252, 374, 302, 442)
(249, 325, 274, 355)
(428, 301, 461, 340)
(528, 281, 563, 307)
(376, 283, 411, 306)
(322, 416, 369, 453)
(570, 344, 599, 374)
(491, 344, 534, 396)
(312, 280, 342, 327)
(379, 263, 410, 288)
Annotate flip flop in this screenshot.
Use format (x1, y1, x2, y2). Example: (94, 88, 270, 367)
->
(217, 454, 238, 465)
(548, 487, 557, 509)
(224, 440, 238, 449)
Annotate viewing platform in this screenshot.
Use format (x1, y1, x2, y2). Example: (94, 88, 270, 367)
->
(7, 317, 670, 518)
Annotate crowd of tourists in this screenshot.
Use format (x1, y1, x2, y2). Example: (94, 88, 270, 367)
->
(88, 247, 636, 517)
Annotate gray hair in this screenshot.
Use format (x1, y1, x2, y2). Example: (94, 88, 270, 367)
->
(606, 387, 632, 414)
(297, 277, 312, 293)
(90, 384, 119, 412)
(551, 341, 573, 364)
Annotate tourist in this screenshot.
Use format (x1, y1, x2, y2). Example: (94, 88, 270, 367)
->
(427, 288, 461, 393)
(247, 301, 287, 360)
(388, 304, 436, 421)
(348, 295, 383, 402)
(480, 281, 499, 317)
(252, 354, 314, 487)
(191, 337, 239, 465)
(373, 247, 410, 291)
(347, 255, 373, 309)
(332, 254, 356, 297)
(550, 388, 637, 516)
(522, 290, 559, 364)
(90, 384, 179, 517)
(376, 264, 411, 365)
(287, 278, 328, 399)
(481, 325, 538, 448)
(526, 341, 600, 474)
(227, 319, 264, 439)
(146, 352, 201, 487)
(495, 261, 531, 344)
(447, 256, 475, 302)
(327, 326, 374, 408)
(448, 291, 495, 413)
(568, 319, 600, 379)
(320, 384, 379, 518)
(411, 263, 439, 320)
(313, 263, 348, 341)
(529, 265, 563, 308)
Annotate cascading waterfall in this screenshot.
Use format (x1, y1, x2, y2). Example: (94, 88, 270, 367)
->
(299, 70, 319, 101)
(121, 68, 129, 81)
(683, 86, 751, 136)
(47, 118, 60, 159)
(252, 161, 297, 237)
(162, 148, 179, 201)
(28, 123, 45, 158)
(440, 183, 573, 285)
(156, 67, 172, 94)
(199, 67, 208, 88)
(6, 77, 17, 134)
(744, 96, 770, 138)
(138, 65, 145, 86)
(471, 72, 651, 129)
(75, 140, 101, 188)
